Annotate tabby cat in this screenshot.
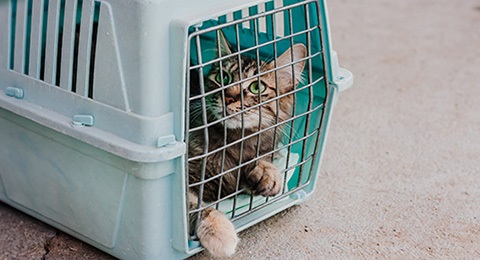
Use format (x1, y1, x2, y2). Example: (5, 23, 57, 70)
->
(188, 31, 306, 257)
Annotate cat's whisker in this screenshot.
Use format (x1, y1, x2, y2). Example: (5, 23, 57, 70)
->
(259, 112, 301, 141)
(262, 54, 274, 65)
(297, 72, 307, 85)
(189, 102, 205, 120)
(279, 121, 301, 140)
(189, 101, 222, 124)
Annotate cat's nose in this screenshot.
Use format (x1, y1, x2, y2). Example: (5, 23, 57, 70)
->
(225, 96, 236, 105)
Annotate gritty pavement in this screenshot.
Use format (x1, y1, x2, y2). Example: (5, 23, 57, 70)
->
(1, 0, 480, 259)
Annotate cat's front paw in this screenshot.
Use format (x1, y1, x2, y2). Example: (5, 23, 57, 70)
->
(245, 160, 282, 196)
(197, 208, 239, 257)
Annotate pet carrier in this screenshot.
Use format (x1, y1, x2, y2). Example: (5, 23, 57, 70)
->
(0, 0, 352, 258)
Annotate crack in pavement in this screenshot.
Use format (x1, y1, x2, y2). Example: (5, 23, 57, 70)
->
(41, 230, 59, 260)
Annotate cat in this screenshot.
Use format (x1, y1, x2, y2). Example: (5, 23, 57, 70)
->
(188, 30, 306, 257)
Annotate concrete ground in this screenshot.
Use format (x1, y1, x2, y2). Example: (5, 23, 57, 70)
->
(1, 0, 480, 259)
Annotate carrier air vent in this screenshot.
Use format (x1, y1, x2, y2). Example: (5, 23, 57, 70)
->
(7, 0, 101, 99)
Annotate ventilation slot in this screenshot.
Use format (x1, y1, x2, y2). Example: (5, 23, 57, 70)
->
(218, 0, 285, 36)
(87, 1, 100, 99)
(8, 0, 17, 70)
(39, 0, 49, 80)
(9, 0, 33, 73)
(7, 0, 101, 99)
(55, 0, 66, 86)
(71, 0, 83, 93)
(23, 0, 33, 74)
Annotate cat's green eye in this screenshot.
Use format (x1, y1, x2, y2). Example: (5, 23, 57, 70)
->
(215, 71, 232, 86)
(249, 81, 266, 94)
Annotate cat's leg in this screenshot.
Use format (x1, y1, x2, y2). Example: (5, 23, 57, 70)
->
(244, 160, 283, 196)
(188, 191, 239, 257)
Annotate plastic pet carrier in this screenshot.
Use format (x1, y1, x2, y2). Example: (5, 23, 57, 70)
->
(0, 0, 352, 258)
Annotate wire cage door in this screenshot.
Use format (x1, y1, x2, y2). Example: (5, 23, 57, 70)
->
(185, 0, 330, 244)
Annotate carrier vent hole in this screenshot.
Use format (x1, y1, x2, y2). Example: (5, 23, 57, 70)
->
(8, 0, 17, 70)
(71, 0, 83, 93)
(87, 1, 100, 99)
(39, 0, 49, 81)
(23, 0, 33, 74)
(55, 0, 67, 87)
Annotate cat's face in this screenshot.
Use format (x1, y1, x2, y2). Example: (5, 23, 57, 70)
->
(205, 32, 307, 130)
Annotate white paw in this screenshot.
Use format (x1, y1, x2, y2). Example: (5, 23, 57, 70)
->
(197, 209, 239, 257)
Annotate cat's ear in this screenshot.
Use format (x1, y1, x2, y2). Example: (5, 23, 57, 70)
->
(271, 44, 307, 91)
(217, 30, 234, 57)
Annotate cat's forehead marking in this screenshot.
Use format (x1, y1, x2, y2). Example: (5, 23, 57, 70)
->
(227, 62, 238, 72)
(217, 55, 275, 91)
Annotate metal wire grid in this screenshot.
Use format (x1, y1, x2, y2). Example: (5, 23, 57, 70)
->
(185, 0, 328, 240)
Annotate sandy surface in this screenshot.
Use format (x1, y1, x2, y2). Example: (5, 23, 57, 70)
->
(1, 0, 480, 259)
